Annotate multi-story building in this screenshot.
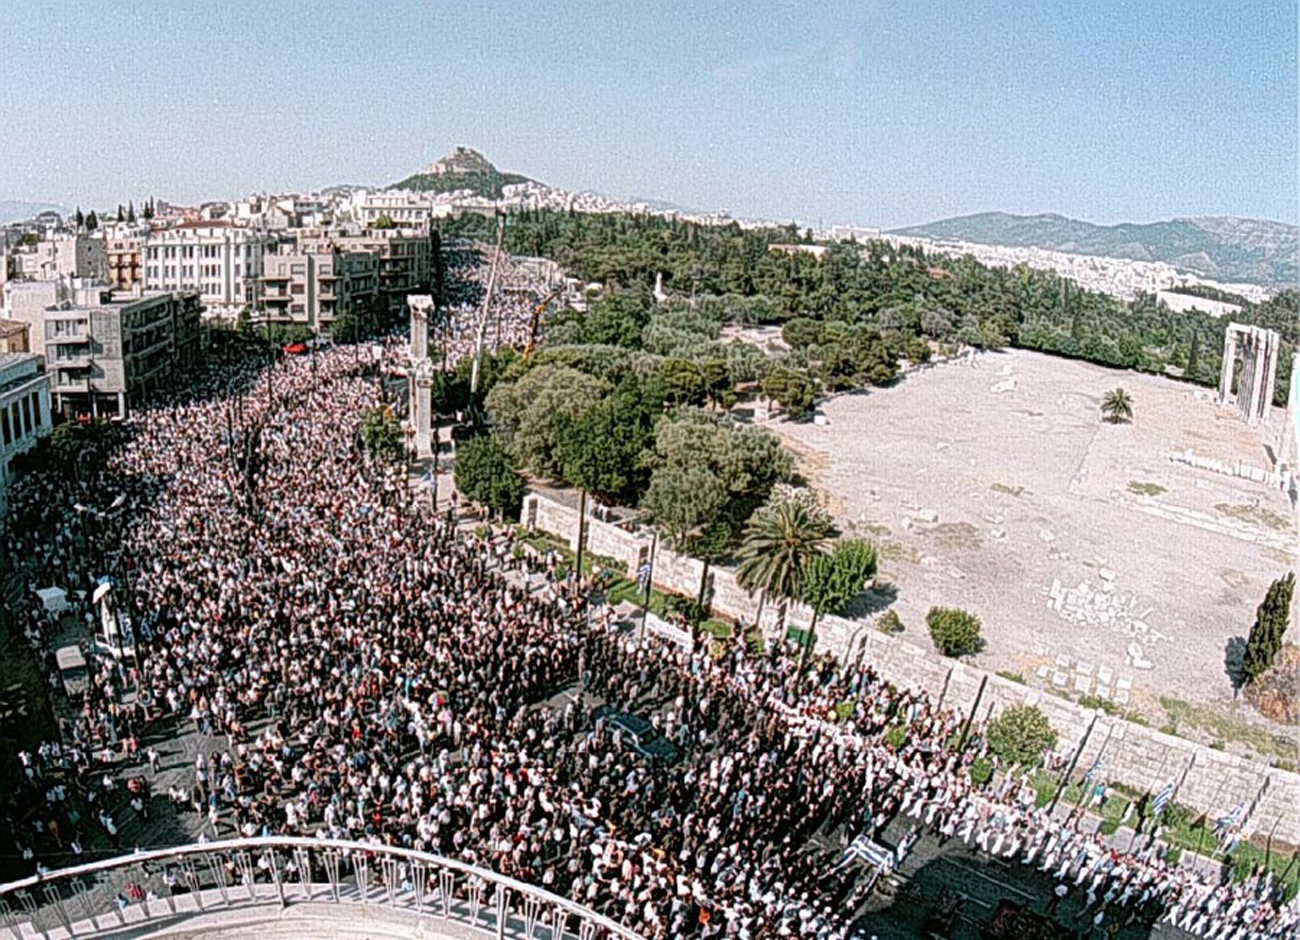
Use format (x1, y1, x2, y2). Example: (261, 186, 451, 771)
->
(0, 319, 30, 354)
(261, 249, 378, 332)
(346, 190, 451, 228)
(14, 234, 108, 281)
(106, 234, 144, 291)
(300, 228, 438, 316)
(143, 222, 275, 320)
(0, 352, 52, 516)
(43, 288, 202, 418)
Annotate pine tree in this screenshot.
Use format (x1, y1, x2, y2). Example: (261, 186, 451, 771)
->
(85, 210, 98, 232)
(1186, 330, 1201, 379)
(73, 206, 84, 228)
(127, 202, 136, 223)
(1242, 572, 1295, 684)
(116, 204, 125, 223)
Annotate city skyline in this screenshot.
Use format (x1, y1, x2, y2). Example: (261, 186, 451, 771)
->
(2, 0, 1296, 228)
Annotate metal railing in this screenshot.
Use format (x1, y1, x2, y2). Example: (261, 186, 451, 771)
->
(0, 837, 647, 940)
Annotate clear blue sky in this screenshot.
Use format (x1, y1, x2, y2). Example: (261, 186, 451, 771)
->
(3, 0, 1295, 228)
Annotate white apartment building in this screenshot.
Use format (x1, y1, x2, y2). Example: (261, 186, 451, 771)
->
(0, 352, 52, 516)
(347, 189, 451, 228)
(143, 221, 276, 319)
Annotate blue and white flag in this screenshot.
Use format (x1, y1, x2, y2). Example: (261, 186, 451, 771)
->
(837, 832, 895, 872)
(1150, 780, 1176, 817)
(1214, 804, 1244, 837)
(636, 561, 652, 593)
(1082, 753, 1108, 786)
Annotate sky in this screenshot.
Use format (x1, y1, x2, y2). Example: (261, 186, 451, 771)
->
(2, 0, 1296, 229)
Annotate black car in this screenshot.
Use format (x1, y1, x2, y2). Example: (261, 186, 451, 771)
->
(593, 705, 682, 766)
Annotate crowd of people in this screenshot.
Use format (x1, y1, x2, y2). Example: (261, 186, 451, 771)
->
(1, 283, 1296, 939)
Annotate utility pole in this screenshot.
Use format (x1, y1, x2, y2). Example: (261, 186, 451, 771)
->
(468, 213, 505, 416)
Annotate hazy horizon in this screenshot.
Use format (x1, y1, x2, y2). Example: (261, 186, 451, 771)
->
(2, 0, 1295, 229)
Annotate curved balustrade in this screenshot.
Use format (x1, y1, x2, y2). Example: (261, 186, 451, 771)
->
(0, 837, 647, 940)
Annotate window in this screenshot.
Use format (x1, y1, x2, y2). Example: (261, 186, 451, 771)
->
(21, 396, 32, 435)
(2, 406, 10, 446)
(290, 283, 304, 295)
(290, 264, 306, 275)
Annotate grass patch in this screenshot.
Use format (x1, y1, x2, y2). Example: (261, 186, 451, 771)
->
(878, 540, 920, 564)
(997, 670, 1025, 684)
(1079, 693, 1122, 716)
(924, 521, 983, 550)
(991, 482, 1025, 498)
(1215, 503, 1290, 532)
(1127, 481, 1167, 496)
(1159, 696, 1299, 763)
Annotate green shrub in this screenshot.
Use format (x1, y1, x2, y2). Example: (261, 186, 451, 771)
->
(1159, 802, 1192, 829)
(926, 606, 982, 657)
(969, 757, 993, 786)
(884, 724, 908, 750)
(997, 670, 1025, 684)
(986, 705, 1057, 767)
(1079, 694, 1120, 715)
(876, 610, 903, 635)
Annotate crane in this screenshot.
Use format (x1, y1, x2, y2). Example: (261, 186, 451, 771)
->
(523, 286, 563, 361)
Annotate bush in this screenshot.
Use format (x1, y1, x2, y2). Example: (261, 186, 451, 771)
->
(997, 670, 1025, 684)
(926, 606, 982, 657)
(969, 757, 993, 787)
(986, 705, 1057, 767)
(884, 724, 907, 750)
(876, 610, 903, 635)
(1159, 802, 1192, 830)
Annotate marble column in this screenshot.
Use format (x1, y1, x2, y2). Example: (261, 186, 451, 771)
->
(1218, 329, 1239, 405)
(412, 358, 434, 459)
(407, 294, 433, 363)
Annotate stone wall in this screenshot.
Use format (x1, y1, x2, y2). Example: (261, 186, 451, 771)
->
(521, 489, 1300, 845)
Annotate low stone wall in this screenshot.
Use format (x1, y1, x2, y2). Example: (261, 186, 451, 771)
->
(521, 488, 1300, 845)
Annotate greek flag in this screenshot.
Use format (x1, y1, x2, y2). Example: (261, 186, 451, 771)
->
(1150, 780, 1176, 817)
(1082, 753, 1108, 786)
(839, 832, 895, 872)
(1214, 804, 1244, 837)
(637, 561, 652, 593)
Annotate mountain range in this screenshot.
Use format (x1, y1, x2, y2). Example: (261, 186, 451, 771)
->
(0, 200, 65, 225)
(890, 212, 1297, 288)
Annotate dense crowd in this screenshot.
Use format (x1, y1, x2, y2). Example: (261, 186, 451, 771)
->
(2, 307, 1295, 939)
(437, 239, 555, 365)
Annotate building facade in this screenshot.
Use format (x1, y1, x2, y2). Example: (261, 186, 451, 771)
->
(300, 229, 437, 316)
(0, 319, 29, 354)
(106, 235, 144, 291)
(143, 222, 275, 320)
(261, 249, 378, 331)
(14, 235, 108, 281)
(0, 353, 52, 516)
(44, 290, 203, 418)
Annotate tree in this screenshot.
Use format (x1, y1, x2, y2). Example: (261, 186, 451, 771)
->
(782, 318, 824, 349)
(642, 464, 729, 551)
(371, 213, 396, 229)
(126, 201, 136, 224)
(554, 379, 656, 504)
(926, 606, 982, 657)
(1243, 572, 1295, 684)
(116, 205, 125, 223)
(762, 366, 816, 417)
(485, 365, 608, 479)
(359, 406, 404, 462)
(986, 705, 1057, 767)
(1101, 387, 1133, 424)
(142, 198, 154, 221)
(85, 210, 98, 232)
(454, 436, 526, 519)
(735, 497, 837, 638)
(799, 538, 877, 667)
(73, 207, 84, 228)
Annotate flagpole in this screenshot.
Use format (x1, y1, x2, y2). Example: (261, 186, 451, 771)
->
(639, 529, 657, 640)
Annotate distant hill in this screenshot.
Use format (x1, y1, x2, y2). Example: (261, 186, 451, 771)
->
(891, 212, 1298, 288)
(391, 147, 531, 199)
(0, 200, 65, 224)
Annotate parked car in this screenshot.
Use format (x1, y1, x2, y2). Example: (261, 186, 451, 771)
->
(55, 644, 89, 701)
(592, 705, 682, 766)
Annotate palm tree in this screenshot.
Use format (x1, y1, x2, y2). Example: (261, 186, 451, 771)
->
(1101, 387, 1133, 424)
(735, 500, 836, 641)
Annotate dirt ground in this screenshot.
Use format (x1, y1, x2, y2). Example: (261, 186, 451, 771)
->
(770, 349, 1297, 740)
